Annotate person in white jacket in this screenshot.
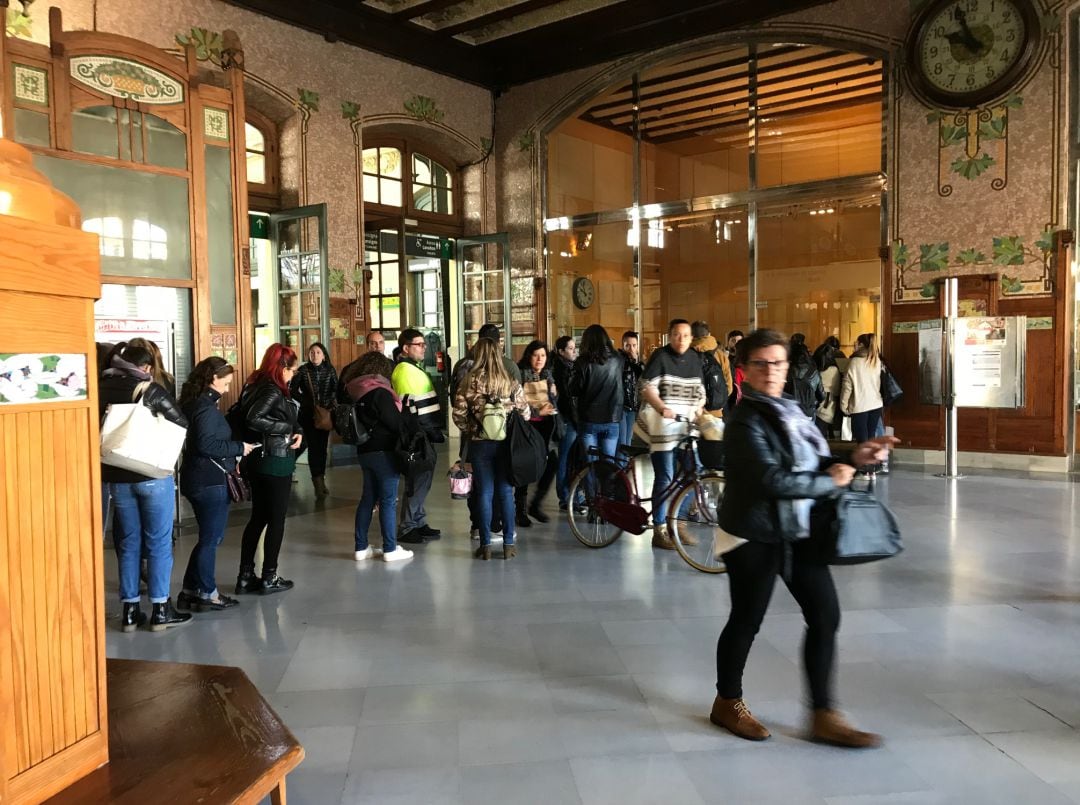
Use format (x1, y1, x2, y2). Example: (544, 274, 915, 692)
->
(840, 333, 883, 442)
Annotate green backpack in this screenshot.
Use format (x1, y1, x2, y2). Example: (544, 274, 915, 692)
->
(480, 395, 507, 441)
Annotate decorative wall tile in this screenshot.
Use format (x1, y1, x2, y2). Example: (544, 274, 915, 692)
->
(13, 63, 48, 105)
(69, 55, 182, 104)
(204, 107, 229, 141)
(0, 354, 87, 404)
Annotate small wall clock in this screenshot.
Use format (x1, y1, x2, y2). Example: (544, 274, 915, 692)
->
(906, 0, 1040, 109)
(572, 277, 595, 310)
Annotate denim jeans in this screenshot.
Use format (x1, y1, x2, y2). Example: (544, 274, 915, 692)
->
(619, 410, 636, 451)
(580, 421, 621, 464)
(850, 408, 883, 443)
(182, 484, 230, 598)
(470, 440, 516, 547)
(651, 449, 696, 524)
(110, 476, 175, 603)
(556, 420, 579, 504)
(355, 451, 400, 552)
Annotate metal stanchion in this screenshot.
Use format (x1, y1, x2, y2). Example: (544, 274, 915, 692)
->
(936, 276, 963, 479)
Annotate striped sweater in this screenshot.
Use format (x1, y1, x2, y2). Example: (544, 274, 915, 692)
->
(636, 345, 706, 452)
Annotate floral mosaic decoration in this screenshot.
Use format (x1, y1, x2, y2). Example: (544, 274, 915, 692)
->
(175, 27, 224, 66)
(927, 95, 1022, 195)
(404, 95, 444, 123)
(0, 354, 88, 404)
(297, 88, 320, 113)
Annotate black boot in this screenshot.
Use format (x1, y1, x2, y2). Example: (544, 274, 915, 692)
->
(528, 501, 550, 524)
(149, 599, 193, 631)
(235, 567, 262, 595)
(515, 497, 532, 529)
(260, 571, 294, 595)
(121, 602, 146, 633)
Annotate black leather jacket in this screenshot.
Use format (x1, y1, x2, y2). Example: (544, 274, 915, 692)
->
(784, 352, 825, 418)
(719, 397, 843, 544)
(620, 350, 644, 411)
(551, 355, 576, 422)
(99, 372, 188, 484)
(242, 379, 300, 459)
(569, 354, 624, 425)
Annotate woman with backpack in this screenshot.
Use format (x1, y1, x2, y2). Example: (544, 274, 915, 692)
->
(840, 333, 883, 442)
(569, 324, 624, 463)
(344, 351, 413, 563)
(452, 338, 530, 560)
(514, 339, 558, 528)
(784, 333, 824, 419)
(235, 343, 303, 595)
(177, 358, 258, 612)
(290, 342, 338, 499)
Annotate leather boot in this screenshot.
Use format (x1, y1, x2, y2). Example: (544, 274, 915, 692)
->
(235, 568, 262, 595)
(651, 524, 676, 550)
(515, 498, 532, 528)
(811, 709, 881, 748)
(709, 696, 770, 741)
(260, 571, 294, 595)
(313, 475, 329, 499)
(149, 599, 193, 632)
(121, 602, 146, 633)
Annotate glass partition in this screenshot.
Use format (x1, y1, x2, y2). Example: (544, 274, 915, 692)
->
(205, 146, 236, 325)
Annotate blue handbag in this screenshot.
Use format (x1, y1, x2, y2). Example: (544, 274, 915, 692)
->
(812, 478, 902, 565)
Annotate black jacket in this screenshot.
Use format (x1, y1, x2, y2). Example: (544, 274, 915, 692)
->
(784, 353, 825, 418)
(179, 389, 245, 495)
(242, 379, 300, 459)
(569, 354, 624, 425)
(356, 387, 404, 454)
(291, 361, 338, 427)
(551, 355, 576, 422)
(99, 371, 188, 484)
(619, 351, 644, 412)
(719, 397, 843, 545)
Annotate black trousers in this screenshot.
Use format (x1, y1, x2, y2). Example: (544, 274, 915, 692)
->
(239, 473, 292, 575)
(716, 539, 840, 710)
(515, 417, 557, 510)
(298, 424, 330, 478)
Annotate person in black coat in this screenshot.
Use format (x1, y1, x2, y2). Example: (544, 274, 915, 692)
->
(784, 333, 824, 418)
(710, 329, 895, 748)
(290, 341, 338, 499)
(177, 358, 257, 613)
(99, 344, 189, 632)
(568, 324, 624, 462)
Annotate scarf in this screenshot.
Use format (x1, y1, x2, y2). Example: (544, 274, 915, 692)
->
(742, 387, 831, 537)
(347, 374, 401, 411)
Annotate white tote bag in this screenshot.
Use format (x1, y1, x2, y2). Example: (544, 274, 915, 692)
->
(100, 382, 187, 478)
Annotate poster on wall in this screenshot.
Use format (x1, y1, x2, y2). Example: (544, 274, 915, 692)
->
(95, 318, 173, 374)
(954, 316, 1025, 409)
(0, 353, 88, 404)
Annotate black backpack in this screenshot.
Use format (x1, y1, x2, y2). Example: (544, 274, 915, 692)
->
(331, 400, 371, 446)
(225, 386, 256, 442)
(393, 404, 436, 487)
(502, 411, 548, 487)
(702, 351, 728, 412)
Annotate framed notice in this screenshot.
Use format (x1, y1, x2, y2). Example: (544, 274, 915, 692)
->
(954, 316, 1025, 409)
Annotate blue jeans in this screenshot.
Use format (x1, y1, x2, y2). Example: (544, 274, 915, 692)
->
(182, 484, 230, 598)
(580, 421, 620, 464)
(556, 420, 579, 504)
(619, 410, 636, 450)
(470, 440, 516, 547)
(110, 476, 175, 603)
(355, 451, 400, 552)
(651, 449, 694, 524)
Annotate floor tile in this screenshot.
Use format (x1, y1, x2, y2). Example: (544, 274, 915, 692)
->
(459, 760, 582, 804)
(570, 753, 705, 805)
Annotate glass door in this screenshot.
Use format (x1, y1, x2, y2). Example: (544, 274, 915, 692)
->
(455, 234, 512, 357)
(270, 204, 329, 353)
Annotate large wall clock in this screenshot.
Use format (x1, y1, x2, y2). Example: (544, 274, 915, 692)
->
(906, 0, 1040, 109)
(572, 277, 595, 310)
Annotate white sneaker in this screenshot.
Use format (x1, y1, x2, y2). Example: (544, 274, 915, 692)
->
(381, 547, 414, 562)
(470, 528, 480, 541)
(354, 547, 377, 561)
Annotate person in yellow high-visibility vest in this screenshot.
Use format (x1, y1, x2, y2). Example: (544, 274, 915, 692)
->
(392, 328, 443, 544)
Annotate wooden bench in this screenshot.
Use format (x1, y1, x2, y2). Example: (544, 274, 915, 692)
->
(45, 658, 304, 805)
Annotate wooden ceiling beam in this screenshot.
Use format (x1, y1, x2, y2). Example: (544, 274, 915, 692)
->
(391, 0, 464, 18)
(220, 0, 492, 85)
(436, 0, 568, 38)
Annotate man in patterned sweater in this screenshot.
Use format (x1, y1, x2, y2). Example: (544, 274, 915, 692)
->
(638, 319, 706, 550)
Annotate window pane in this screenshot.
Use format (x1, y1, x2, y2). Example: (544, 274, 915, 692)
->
(14, 108, 50, 147)
(380, 177, 402, 207)
(205, 145, 236, 324)
(362, 148, 379, 174)
(369, 298, 380, 325)
(72, 105, 119, 159)
(381, 148, 403, 178)
(437, 186, 453, 215)
(379, 261, 400, 294)
(244, 122, 265, 153)
(413, 183, 432, 212)
(382, 296, 401, 330)
(247, 152, 266, 184)
(35, 155, 191, 279)
(301, 291, 321, 325)
(412, 154, 432, 185)
(433, 162, 450, 188)
(363, 173, 378, 203)
(95, 284, 194, 382)
(145, 113, 187, 169)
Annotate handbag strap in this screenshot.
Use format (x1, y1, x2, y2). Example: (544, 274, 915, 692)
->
(303, 366, 318, 405)
(132, 380, 151, 403)
(208, 458, 233, 476)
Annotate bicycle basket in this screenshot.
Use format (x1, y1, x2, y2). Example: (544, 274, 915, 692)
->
(697, 440, 725, 471)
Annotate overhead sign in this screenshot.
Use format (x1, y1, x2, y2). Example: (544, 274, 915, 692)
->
(364, 230, 447, 260)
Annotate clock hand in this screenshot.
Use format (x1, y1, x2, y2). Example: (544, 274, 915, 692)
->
(954, 7, 983, 52)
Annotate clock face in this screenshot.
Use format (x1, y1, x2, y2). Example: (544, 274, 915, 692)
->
(573, 278, 595, 309)
(913, 0, 1035, 106)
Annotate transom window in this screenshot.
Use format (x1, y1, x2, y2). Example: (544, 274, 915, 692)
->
(362, 146, 404, 207)
(83, 216, 169, 261)
(362, 144, 456, 219)
(245, 122, 266, 185)
(411, 153, 453, 215)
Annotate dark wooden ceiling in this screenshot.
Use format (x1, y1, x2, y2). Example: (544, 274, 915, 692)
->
(222, 0, 836, 89)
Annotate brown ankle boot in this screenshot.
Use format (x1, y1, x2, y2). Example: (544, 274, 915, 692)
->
(811, 709, 881, 748)
(313, 476, 329, 499)
(651, 524, 676, 550)
(709, 696, 770, 741)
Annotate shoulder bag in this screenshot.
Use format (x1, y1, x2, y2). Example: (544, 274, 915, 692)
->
(209, 458, 251, 503)
(811, 476, 902, 564)
(305, 368, 334, 431)
(880, 364, 903, 407)
(100, 381, 187, 478)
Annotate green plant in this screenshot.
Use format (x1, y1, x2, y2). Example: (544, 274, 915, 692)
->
(175, 27, 223, 64)
(404, 95, 444, 123)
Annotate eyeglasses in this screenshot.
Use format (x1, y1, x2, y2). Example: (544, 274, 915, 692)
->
(746, 359, 789, 372)
(408, 341, 427, 348)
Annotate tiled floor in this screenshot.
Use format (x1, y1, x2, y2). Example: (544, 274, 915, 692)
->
(105, 449, 1080, 804)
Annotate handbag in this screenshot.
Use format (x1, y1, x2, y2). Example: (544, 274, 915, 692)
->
(100, 381, 187, 478)
(305, 369, 333, 431)
(502, 411, 548, 486)
(880, 365, 903, 407)
(448, 462, 472, 499)
(210, 458, 251, 503)
(812, 477, 902, 564)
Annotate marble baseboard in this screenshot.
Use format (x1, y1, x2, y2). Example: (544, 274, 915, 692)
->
(893, 448, 1069, 473)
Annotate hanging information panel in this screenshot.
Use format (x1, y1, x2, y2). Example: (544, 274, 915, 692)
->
(954, 316, 1026, 409)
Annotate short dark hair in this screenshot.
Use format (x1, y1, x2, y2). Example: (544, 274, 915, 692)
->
(121, 345, 153, 369)
(555, 335, 574, 352)
(727, 329, 744, 342)
(518, 339, 550, 373)
(399, 328, 424, 347)
(668, 318, 690, 334)
(690, 320, 710, 339)
(622, 330, 639, 341)
(735, 328, 789, 367)
(478, 323, 501, 341)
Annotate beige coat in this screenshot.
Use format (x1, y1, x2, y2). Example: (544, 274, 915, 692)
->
(840, 355, 882, 415)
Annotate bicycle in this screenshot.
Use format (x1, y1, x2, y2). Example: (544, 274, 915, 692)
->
(565, 416, 728, 573)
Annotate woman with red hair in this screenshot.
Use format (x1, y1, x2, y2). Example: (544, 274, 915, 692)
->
(234, 343, 303, 595)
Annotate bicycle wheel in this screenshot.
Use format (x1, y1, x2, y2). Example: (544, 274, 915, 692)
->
(668, 473, 729, 573)
(567, 461, 629, 548)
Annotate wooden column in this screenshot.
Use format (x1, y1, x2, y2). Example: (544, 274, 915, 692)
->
(0, 137, 107, 803)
